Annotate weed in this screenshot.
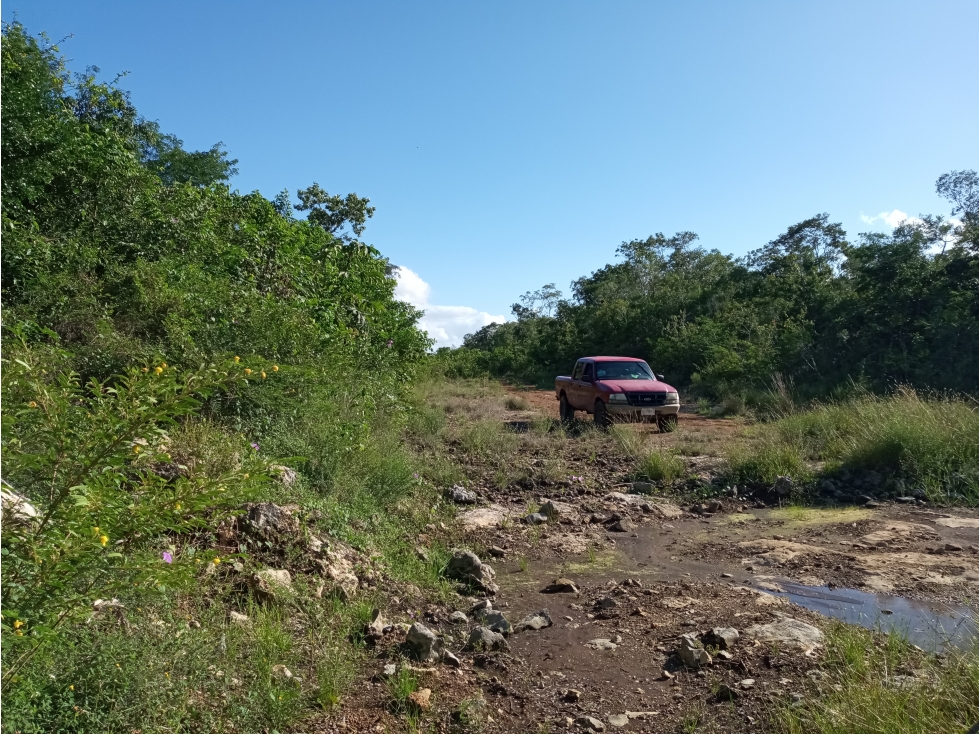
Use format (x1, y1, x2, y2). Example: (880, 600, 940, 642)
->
(387, 665, 419, 714)
(728, 438, 809, 485)
(505, 395, 530, 411)
(634, 449, 685, 483)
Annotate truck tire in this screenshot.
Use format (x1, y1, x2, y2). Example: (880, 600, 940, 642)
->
(559, 394, 575, 422)
(594, 399, 610, 430)
(658, 414, 678, 433)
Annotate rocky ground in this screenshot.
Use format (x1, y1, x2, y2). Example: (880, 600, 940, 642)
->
(318, 388, 979, 733)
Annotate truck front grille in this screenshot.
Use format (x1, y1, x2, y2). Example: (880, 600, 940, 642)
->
(624, 392, 667, 407)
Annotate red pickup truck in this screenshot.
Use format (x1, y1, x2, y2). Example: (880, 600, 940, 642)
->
(555, 356, 680, 430)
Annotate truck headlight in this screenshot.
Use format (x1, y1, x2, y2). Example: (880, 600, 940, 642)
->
(609, 393, 628, 403)
(665, 392, 679, 405)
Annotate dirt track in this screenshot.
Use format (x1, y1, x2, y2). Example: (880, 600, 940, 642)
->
(334, 388, 979, 733)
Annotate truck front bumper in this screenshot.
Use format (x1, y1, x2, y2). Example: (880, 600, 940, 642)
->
(606, 404, 680, 419)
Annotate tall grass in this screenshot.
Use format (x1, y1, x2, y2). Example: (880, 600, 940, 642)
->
(611, 426, 685, 483)
(777, 622, 979, 734)
(727, 389, 979, 502)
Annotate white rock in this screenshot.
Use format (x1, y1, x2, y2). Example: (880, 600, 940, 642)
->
(745, 617, 824, 649)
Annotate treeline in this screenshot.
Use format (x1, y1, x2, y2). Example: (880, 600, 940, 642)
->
(442, 175, 979, 403)
(2, 22, 429, 383)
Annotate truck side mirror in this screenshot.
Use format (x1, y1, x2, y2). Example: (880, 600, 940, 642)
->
(657, 374, 664, 380)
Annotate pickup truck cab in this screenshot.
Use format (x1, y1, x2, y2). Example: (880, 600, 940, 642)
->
(555, 356, 680, 430)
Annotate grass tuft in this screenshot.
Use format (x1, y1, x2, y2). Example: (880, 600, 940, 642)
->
(777, 622, 979, 734)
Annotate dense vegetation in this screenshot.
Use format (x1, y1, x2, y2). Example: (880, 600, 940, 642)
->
(444, 180, 979, 404)
(0, 23, 438, 730)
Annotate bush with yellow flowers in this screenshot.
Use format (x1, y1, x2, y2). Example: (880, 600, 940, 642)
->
(0, 351, 270, 685)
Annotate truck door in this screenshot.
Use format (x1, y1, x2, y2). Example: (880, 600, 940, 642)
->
(579, 362, 595, 411)
(569, 360, 584, 409)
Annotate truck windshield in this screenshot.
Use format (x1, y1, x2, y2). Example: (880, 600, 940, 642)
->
(594, 361, 655, 380)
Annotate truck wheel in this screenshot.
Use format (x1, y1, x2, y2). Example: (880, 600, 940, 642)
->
(559, 394, 575, 422)
(594, 400, 610, 430)
(658, 414, 678, 433)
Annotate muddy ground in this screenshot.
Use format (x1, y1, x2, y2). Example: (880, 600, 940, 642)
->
(326, 389, 979, 733)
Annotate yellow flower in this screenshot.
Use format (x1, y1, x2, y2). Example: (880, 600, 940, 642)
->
(93, 526, 100, 534)
(175, 502, 182, 510)
(261, 371, 267, 379)
(69, 685, 74, 690)
(141, 367, 149, 373)
(243, 473, 249, 479)
(133, 445, 141, 454)
(29, 401, 38, 408)
(234, 356, 240, 363)
(154, 367, 163, 375)
(100, 535, 109, 546)
(272, 365, 279, 372)
(13, 620, 23, 629)
(212, 557, 221, 565)
(244, 368, 252, 375)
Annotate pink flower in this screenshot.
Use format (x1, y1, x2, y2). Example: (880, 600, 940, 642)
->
(162, 552, 173, 564)
(250, 442, 259, 451)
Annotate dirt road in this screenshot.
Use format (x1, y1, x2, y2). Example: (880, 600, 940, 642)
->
(337, 387, 979, 733)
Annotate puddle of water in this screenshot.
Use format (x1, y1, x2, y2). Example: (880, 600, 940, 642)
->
(766, 579, 977, 652)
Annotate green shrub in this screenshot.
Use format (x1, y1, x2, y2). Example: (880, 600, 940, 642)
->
(634, 450, 685, 483)
(0, 349, 268, 686)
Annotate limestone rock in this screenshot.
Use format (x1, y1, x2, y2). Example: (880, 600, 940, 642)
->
(678, 633, 712, 668)
(446, 550, 499, 594)
(406, 622, 444, 662)
(576, 716, 606, 732)
(745, 617, 824, 649)
(0, 486, 39, 525)
(447, 485, 478, 504)
(704, 627, 739, 649)
(408, 688, 432, 711)
(540, 499, 575, 521)
(542, 577, 580, 594)
(269, 465, 298, 487)
(584, 638, 618, 650)
(465, 626, 508, 651)
(473, 607, 511, 634)
(515, 609, 552, 632)
(251, 568, 292, 599)
(243, 502, 299, 537)
(522, 512, 549, 525)
(644, 502, 684, 520)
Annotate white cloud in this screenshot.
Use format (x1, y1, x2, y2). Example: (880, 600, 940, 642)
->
(394, 266, 508, 349)
(859, 209, 923, 228)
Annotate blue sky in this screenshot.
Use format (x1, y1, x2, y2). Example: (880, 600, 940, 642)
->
(6, 1, 978, 346)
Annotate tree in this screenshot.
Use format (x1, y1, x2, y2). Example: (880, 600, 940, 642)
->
(295, 183, 375, 238)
